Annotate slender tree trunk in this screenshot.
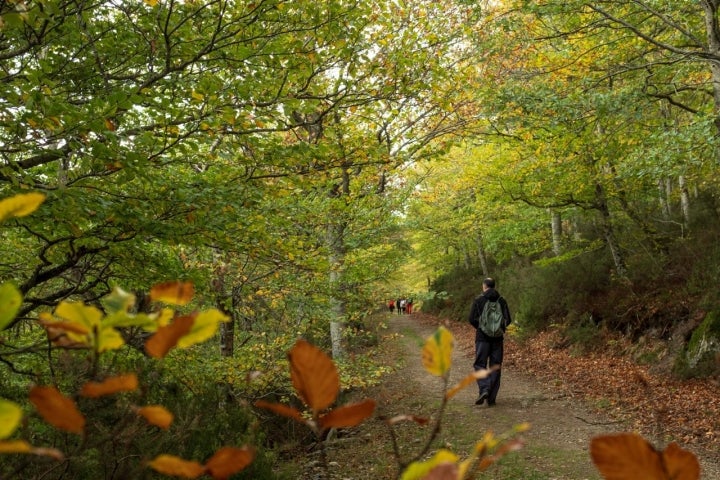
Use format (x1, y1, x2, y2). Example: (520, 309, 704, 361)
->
(327, 168, 350, 359)
(550, 209, 562, 255)
(213, 264, 235, 357)
(700, 1, 720, 143)
(475, 233, 488, 276)
(658, 178, 671, 219)
(679, 175, 690, 230)
(595, 181, 627, 278)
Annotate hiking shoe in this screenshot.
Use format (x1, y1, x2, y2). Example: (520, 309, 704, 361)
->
(487, 401, 496, 407)
(475, 391, 488, 405)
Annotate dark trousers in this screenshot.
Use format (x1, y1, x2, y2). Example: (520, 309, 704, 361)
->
(473, 337, 504, 403)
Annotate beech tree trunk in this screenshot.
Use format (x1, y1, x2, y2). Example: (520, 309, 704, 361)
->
(551, 209, 562, 256)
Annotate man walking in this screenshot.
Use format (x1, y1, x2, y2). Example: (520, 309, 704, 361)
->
(468, 277, 512, 406)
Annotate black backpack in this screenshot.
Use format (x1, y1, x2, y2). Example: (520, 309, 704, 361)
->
(479, 298, 505, 337)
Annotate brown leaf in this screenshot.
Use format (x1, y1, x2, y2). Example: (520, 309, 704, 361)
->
(590, 433, 699, 480)
(254, 400, 307, 424)
(29, 386, 85, 435)
(145, 314, 196, 358)
(204, 446, 255, 480)
(147, 454, 205, 478)
(137, 405, 174, 430)
(288, 339, 339, 412)
(80, 374, 138, 398)
(384, 414, 430, 426)
(423, 463, 459, 480)
(319, 399, 376, 430)
(662, 443, 700, 480)
(150, 281, 195, 306)
(445, 366, 499, 400)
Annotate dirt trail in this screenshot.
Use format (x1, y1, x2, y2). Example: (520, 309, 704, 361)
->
(382, 312, 720, 479)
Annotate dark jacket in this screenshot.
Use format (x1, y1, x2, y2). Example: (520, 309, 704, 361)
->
(468, 288, 512, 341)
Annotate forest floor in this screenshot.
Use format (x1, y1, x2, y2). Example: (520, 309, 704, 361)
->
(296, 312, 720, 479)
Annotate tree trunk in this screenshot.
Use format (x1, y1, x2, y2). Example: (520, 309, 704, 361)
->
(475, 233, 488, 276)
(679, 175, 690, 230)
(658, 178, 671, 219)
(550, 209, 562, 255)
(595, 181, 627, 278)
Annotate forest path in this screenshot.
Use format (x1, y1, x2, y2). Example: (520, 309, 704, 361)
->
(382, 312, 720, 479)
(302, 311, 719, 479)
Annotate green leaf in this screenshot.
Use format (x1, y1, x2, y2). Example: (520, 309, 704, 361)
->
(0, 283, 22, 331)
(0, 399, 23, 439)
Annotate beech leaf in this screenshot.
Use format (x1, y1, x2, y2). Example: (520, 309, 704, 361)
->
(590, 433, 699, 480)
(0, 282, 22, 331)
(204, 446, 256, 480)
(0, 192, 45, 222)
(80, 374, 139, 398)
(254, 400, 307, 424)
(0, 399, 23, 438)
(29, 386, 85, 435)
(137, 405, 174, 430)
(422, 326, 454, 377)
(145, 314, 196, 358)
(288, 339, 339, 412)
(150, 281, 195, 306)
(318, 399, 376, 430)
(148, 454, 205, 478)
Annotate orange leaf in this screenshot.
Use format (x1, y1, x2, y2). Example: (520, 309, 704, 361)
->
(590, 433, 699, 480)
(662, 443, 700, 480)
(318, 399, 376, 430)
(204, 446, 256, 480)
(423, 463, 459, 480)
(445, 367, 498, 400)
(0, 439, 32, 453)
(254, 400, 307, 424)
(80, 374, 139, 398)
(150, 281, 195, 306)
(144, 314, 196, 358)
(147, 454, 205, 478)
(137, 405, 174, 430)
(288, 339, 339, 412)
(29, 386, 85, 435)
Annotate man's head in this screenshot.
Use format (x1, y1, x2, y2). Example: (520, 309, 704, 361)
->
(482, 278, 495, 291)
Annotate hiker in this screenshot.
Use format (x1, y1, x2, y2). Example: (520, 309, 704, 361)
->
(468, 277, 512, 406)
(388, 299, 395, 314)
(399, 298, 406, 314)
(396, 298, 402, 314)
(406, 298, 413, 314)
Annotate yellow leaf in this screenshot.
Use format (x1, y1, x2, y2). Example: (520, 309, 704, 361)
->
(422, 327, 453, 377)
(0, 282, 22, 331)
(148, 454, 205, 478)
(54, 301, 103, 330)
(401, 449, 459, 480)
(0, 192, 45, 223)
(0, 399, 23, 439)
(137, 405, 174, 430)
(177, 309, 229, 348)
(29, 386, 85, 435)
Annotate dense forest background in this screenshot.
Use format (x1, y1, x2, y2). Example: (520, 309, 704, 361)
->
(1, 1, 719, 478)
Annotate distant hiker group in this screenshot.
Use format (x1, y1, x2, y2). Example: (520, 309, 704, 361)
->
(388, 297, 413, 314)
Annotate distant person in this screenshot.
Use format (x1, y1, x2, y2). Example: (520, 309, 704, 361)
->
(406, 298, 413, 314)
(388, 299, 395, 314)
(399, 298, 406, 314)
(468, 277, 512, 407)
(396, 298, 402, 314)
